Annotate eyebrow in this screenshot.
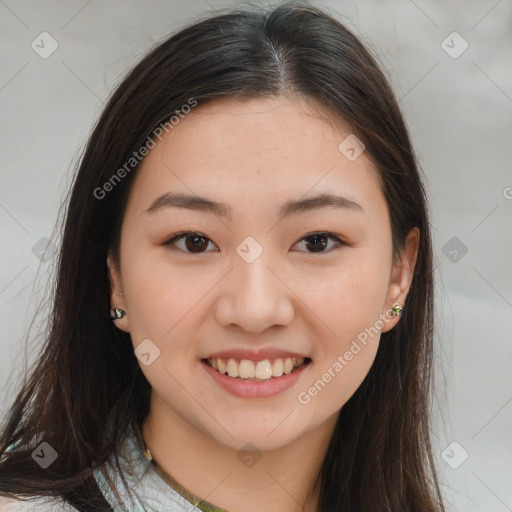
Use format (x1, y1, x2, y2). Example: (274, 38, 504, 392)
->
(144, 191, 364, 219)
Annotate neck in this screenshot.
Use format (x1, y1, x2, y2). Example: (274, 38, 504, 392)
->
(141, 393, 338, 512)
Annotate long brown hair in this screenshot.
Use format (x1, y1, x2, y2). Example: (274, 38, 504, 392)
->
(0, 3, 445, 510)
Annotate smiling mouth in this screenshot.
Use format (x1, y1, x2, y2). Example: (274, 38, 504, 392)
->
(203, 357, 311, 381)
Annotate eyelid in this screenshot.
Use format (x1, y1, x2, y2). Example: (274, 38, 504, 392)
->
(294, 231, 346, 244)
(291, 231, 347, 253)
(163, 231, 219, 251)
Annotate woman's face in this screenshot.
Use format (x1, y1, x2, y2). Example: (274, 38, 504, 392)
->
(108, 96, 417, 451)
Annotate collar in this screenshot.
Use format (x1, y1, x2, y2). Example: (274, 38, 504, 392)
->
(93, 424, 213, 512)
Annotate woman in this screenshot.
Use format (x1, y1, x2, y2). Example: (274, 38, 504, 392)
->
(0, 3, 445, 511)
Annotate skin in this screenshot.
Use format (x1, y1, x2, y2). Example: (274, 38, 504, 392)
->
(107, 95, 419, 512)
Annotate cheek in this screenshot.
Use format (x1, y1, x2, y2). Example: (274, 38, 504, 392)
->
(298, 339, 379, 423)
(293, 251, 389, 410)
(299, 250, 391, 343)
(297, 278, 383, 417)
(121, 256, 213, 400)
(121, 246, 213, 354)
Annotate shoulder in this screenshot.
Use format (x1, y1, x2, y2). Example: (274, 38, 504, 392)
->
(0, 495, 78, 511)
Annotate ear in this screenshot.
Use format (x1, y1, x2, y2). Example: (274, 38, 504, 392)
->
(107, 252, 130, 333)
(380, 227, 419, 333)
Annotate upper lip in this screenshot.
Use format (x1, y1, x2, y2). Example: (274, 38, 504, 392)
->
(203, 348, 310, 361)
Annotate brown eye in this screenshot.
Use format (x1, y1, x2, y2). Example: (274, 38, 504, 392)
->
(295, 232, 345, 254)
(164, 232, 218, 253)
(183, 234, 209, 253)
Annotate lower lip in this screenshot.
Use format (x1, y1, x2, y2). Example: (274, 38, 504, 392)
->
(201, 360, 310, 399)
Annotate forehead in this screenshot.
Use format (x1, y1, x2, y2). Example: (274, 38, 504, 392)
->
(126, 96, 386, 219)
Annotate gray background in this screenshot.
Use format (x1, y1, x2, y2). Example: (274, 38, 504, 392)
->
(1, 1, 511, 510)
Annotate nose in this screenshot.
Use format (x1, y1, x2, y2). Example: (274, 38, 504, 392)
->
(213, 250, 295, 334)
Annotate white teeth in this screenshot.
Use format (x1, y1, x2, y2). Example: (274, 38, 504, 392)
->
(238, 359, 255, 379)
(227, 358, 239, 378)
(207, 356, 308, 380)
(271, 358, 284, 377)
(255, 360, 273, 380)
(283, 358, 294, 374)
(217, 358, 227, 374)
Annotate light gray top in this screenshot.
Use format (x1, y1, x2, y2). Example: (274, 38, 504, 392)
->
(0, 427, 202, 511)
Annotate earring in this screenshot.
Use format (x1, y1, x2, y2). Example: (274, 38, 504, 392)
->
(111, 308, 126, 320)
(391, 304, 403, 317)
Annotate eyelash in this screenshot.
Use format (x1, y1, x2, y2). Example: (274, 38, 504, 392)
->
(162, 231, 347, 255)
